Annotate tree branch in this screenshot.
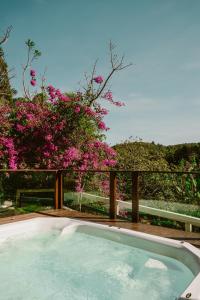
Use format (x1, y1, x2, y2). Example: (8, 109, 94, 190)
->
(88, 41, 132, 105)
(0, 26, 12, 45)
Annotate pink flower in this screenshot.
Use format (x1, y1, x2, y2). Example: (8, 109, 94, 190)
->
(103, 91, 113, 100)
(98, 121, 106, 130)
(106, 147, 116, 157)
(102, 159, 116, 167)
(2, 137, 13, 148)
(45, 134, 53, 141)
(47, 85, 55, 92)
(30, 79, 36, 86)
(30, 70, 36, 77)
(94, 141, 103, 148)
(55, 121, 65, 131)
(74, 106, 81, 113)
(98, 108, 109, 115)
(98, 121, 109, 131)
(43, 151, 50, 157)
(59, 94, 70, 102)
(26, 113, 34, 121)
(93, 76, 103, 84)
(64, 147, 80, 161)
(114, 101, 125, 107)
(16, 124, 26, 132)
(9, 158, 17, 170)
(55, 89, 61, 97)
(84, 107, 96, 117)
(83, 153, 89, 159)
(76, 184, 83, 193)
(49, 92, 56, 99)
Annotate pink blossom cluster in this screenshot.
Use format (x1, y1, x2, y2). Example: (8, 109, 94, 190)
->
(47, 85, 71, 103)
(84, 106, 97, 117)
(63, 147, 80, 168)
(102, 91, 125, 107)
(74, 106, 81, 113)
(30, 70, 36, 86)
(75, 173, 84, 193)
(93, 76, 104, 84)
(97, 107, 109, 115)
(84, 141, 117, 170)
(0, 105, 17, 169)
(98, 121, 109, 131)
(0, 137, 17, 169)
(103, 91, 113, 101)
(102, 159, 116, 167)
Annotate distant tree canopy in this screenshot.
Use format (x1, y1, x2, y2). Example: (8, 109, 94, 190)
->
(0, 47, 13, 101)
(165, 143, 200, 166)
(0, 27, 16, 101)
(114, 141, 200, 171)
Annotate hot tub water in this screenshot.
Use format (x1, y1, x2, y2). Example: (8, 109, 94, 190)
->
(0, 225, 194, 300)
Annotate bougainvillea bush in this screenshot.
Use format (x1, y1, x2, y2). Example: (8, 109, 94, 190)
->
(0, 39, 131, 192)
(12, 90, 117, 171)
(0, 82, 118, 170)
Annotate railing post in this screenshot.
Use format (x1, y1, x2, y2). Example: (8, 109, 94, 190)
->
(54, 170, 63, 209)
(132, 171, 139, 223)
(19, 194, 22, 208)
(185, 223, 192, 232)
(109, 171, 117, 219)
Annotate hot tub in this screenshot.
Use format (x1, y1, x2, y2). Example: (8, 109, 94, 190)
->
(0, 217, 199, 300)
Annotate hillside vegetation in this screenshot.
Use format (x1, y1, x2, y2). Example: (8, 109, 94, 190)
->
(113, 141, 200, 171)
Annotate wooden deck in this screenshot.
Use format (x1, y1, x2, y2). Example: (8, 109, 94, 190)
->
(0, 208, 200, 248)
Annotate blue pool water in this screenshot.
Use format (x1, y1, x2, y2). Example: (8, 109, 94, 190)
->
(0, 229, 194, 300)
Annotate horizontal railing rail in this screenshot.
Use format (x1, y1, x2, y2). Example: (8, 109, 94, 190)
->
(0, 169, 200, 174)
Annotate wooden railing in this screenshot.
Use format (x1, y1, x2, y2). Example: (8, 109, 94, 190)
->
(0, 169, 200, 224)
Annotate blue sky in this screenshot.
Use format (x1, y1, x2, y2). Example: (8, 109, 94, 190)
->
(1, 0, 200, 146)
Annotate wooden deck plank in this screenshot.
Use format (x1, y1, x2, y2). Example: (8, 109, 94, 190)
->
(0, 209, 199, 247)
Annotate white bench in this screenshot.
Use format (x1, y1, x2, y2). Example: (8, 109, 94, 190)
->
(117, 199, 200, 232)
(81, 193, 200, 232)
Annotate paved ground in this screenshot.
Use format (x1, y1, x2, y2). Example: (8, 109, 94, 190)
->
(0, 208, 199, 248)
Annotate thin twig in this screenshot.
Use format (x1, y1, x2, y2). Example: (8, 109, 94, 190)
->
(0, 26, 12, 45)
(22, 47, 31, 99)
